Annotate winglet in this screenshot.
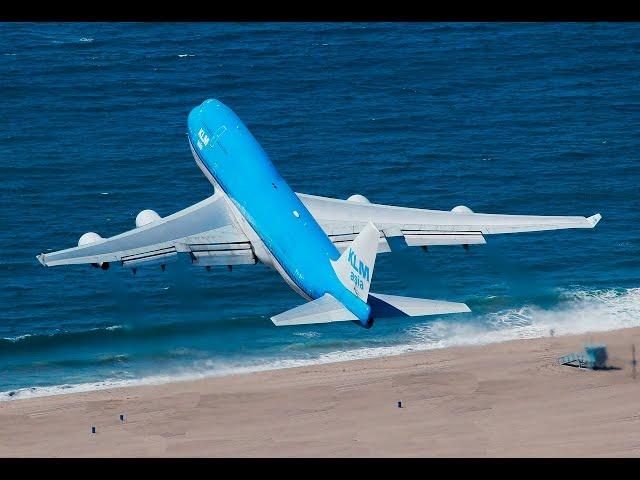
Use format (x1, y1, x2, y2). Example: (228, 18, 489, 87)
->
(588, 213, 602, 227)
(36, 254, 47, 267)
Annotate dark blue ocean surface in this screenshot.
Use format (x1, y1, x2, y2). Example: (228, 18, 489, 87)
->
(1, 23, 639, 399)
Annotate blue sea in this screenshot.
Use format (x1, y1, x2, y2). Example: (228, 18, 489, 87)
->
(1, 22, 639, 400)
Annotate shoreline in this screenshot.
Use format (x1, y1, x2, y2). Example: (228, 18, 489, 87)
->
(2, 325, 640, 457)
(3, 314, 636, 403)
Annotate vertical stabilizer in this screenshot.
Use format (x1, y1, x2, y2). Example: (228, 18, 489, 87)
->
(331, 222, 380, 301)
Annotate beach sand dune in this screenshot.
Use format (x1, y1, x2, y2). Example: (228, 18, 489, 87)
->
(2, 327, 640, 457)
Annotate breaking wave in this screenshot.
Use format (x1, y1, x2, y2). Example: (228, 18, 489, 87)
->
(406, 287, 640, 349)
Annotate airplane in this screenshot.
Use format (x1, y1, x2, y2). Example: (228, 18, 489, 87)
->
(37, 99, 602, 329)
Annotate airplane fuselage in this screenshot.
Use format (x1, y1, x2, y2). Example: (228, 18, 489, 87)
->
(187, 99, 371, 324)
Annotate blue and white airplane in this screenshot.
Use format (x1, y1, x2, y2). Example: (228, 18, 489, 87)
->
(37, 99, 602, 328)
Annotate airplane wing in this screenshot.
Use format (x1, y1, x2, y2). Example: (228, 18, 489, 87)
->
(297, 193, 601, 251)
(37, 190, 256, 269)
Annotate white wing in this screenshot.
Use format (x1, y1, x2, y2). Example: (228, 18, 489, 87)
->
(37, 190, 255, 269)
(298, 193, 601, 250)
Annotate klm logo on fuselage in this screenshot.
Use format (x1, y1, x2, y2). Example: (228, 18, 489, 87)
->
(198, 128, 210, 145)
(197, 128, 210, 150)
(348, 249, 370, 282)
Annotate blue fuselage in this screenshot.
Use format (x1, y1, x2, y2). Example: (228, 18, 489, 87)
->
(187, 99, 371, 323)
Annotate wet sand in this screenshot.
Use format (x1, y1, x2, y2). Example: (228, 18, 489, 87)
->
(1, 327, 639, 457)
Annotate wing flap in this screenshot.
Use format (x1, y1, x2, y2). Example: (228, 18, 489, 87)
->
(121, 246, 178, 269)
(402, 231, 486, 247)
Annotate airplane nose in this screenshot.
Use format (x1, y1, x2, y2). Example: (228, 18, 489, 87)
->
(200, 98, 224, 112)
(191, 99, 230, 131)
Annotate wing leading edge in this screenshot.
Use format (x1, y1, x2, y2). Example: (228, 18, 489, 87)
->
(37, 190, 256, 269)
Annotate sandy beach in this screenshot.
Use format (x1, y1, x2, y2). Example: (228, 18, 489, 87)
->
(1, 326, 639, 457)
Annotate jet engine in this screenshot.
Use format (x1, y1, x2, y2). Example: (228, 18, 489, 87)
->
(451, 205, 473, 214)
(451, 206, 475, 250)
(135, 209, 162, 228)
(347, 194, 371, 204)
(78, 232, 109, 270)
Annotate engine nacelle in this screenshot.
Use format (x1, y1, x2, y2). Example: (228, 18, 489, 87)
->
(78, 232, 103, 246)
(451, 205, 474, 214)
(78, 232, 109, 269)
(136, 209, 162, 228)
(347, 194, 371, 204)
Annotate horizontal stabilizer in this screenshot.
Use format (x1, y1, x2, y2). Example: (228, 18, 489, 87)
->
(271, 293, 357, 326)
(367, 292, 470, 318)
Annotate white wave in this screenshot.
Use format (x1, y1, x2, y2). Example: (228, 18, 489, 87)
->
(2, 333, 33, 342)
(407, 287, 640, 350)
(2, 287, 638, 402)
(79, 37, 94, 43)
(293, 331, 320, 338)
(178, 54, 195, 58)
(3, 325, 124, 344)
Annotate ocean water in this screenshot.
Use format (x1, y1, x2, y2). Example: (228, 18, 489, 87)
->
(1, 22, 639, 400)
